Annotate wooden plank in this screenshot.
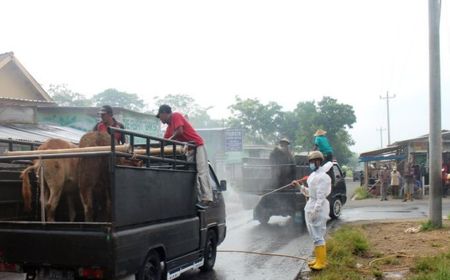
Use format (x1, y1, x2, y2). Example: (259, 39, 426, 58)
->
(3, 144, 130, 156)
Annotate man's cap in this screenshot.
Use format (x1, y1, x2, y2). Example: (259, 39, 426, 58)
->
(99, 105, 113, 115)
(314, 129, 327, 136)
(308, 151, 324, 161)
(156, 104, 172, 118)
(279, 138, 290, 144)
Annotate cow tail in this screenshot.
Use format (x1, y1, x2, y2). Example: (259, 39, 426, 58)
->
(20, 165, 35, 212)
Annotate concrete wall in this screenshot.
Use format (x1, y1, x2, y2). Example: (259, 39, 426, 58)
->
(0, 106, 35, 124)
(36, 107, 161, 139)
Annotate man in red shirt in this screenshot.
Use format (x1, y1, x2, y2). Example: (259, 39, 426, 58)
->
(93, 105, 126, 144)
(157, 104, 213, 208)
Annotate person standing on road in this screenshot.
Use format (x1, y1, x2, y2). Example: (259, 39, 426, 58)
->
(379, 165, 390, 201)
(313, 129, 333, 162)
(156, 104, 213, 209)
(292, 151, 333, 271)
(93, 105, 126, 144)
(390, 167, 401, 199)
(403, 158, 415, 202)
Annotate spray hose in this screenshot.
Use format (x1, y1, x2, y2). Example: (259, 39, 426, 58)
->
(217, 249, 309, 261)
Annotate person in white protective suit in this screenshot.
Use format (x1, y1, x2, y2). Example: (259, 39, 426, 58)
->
(292, 151, 333, 271)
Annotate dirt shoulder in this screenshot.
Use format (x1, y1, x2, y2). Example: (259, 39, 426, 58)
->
(360, 220, 450, 273)
(303, 219, 450, 280)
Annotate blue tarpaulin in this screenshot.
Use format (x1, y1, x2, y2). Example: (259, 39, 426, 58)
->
(359, 154, 406, 163)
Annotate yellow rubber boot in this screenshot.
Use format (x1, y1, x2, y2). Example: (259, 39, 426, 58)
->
(308, 257, 316, 267)
(310, 245, 327, 271)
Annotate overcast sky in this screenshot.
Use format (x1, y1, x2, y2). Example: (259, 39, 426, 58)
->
(1, 0, 449, 153)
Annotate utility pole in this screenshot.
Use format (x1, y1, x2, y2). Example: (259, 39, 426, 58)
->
(380, 92, 396, 146)
(428, 0, 442, 227)
(376, 127, 386, 148)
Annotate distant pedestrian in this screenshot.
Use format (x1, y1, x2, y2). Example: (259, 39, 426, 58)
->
(390, 167, 401, 199)
(313, 129, 333, 162)
(403, 158, 415, 202)
(379, 165, 390, 201)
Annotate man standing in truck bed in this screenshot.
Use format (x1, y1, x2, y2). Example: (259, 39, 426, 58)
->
(156, 104, 213, 209)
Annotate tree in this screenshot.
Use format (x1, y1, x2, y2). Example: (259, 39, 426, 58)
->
(47, 84, 92, 107)
(153, 94, 223, 128)
(292, 97, 356, 164)
(227, 96, 284, 144)
(92, 88, 145, 111)
(227, 96, 357, 164)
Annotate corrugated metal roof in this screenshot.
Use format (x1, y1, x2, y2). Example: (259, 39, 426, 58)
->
(0, 124, 86, 144)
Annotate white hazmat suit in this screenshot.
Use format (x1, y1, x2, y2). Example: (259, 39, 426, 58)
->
(304, 161, 333, 246)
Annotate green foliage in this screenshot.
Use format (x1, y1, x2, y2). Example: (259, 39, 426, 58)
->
(410, 252, 450, 280)
(227, 96, 284, 144)
(227, 96, 356, 163)
(92, 88, 145, 111)
(47, 84, 93, 107)
(420, 220, 442, 231)
(354, 187, 371, 200)
(313, 226, 369, 280)
(153, 94, 223, 128)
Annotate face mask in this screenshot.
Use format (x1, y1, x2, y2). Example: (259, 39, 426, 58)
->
(309, 163, 316, 171)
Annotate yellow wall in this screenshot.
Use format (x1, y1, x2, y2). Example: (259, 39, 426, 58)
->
(0, 61, 45, 101)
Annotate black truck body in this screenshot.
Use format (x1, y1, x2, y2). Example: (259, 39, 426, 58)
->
(251, 156, 347, 225)
(0, 129, 226, 280)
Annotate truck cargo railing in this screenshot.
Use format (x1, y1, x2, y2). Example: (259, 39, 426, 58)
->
(108, 127, 197, 169)
(0, 138, 41, 154)
(0, 128, 198, 224)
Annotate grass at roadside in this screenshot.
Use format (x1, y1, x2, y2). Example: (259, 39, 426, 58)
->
(308, 221, 450, 280)
(312, 226, 370, 280)
(410, 252, 450, 280)
(353, 186, 371, 200)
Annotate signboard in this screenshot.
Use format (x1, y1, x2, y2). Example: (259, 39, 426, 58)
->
(225, 128, 243, 152)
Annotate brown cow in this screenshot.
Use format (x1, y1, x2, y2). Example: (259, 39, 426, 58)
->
(21, 139, 79, 222)
(77, 132, 112, 222)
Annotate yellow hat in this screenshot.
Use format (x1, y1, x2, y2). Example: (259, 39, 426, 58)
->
(314, 129, 327, 136)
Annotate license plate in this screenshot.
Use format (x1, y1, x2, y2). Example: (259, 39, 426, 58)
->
(39, 269, 75, 280)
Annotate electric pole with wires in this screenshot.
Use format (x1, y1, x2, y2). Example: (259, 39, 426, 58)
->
(428, 0, 442, 228)
(380, 92, 395, 146)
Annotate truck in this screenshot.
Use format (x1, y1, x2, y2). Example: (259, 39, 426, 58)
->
(0, 128, 227, 280)
(249, 155, 347, 225)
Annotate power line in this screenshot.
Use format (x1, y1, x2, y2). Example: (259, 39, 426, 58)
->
(376, 127, 386, 148)
(380, 92, 396, 145)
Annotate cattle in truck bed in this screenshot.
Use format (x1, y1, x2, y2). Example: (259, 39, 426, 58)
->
(20, 138, 80, 222)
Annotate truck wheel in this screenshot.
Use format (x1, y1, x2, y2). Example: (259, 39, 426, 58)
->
(200, 230, 217, 272)
(257, 210, 270, 225)
(330, 197, 342, 219)
(136, 251, 163, 280)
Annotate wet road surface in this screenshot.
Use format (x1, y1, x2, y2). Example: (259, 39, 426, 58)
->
(4, 181, 450, 280)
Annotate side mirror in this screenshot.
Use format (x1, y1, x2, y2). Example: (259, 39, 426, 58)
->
(220, 180, 227, 192)
(343, 171, 347, 178)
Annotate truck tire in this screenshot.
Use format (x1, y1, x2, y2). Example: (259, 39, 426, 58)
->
(200, 230, 217, 272)
(330, 197, 342, 219)
(136, 250, 163, 280)
(257, 210, 270, 225)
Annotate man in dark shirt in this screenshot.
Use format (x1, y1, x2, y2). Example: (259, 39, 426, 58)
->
(156, 104, 213, 209)
(93, 105, 126, 144)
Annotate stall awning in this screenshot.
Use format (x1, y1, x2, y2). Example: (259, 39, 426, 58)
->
(359, 154, 407, 163)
